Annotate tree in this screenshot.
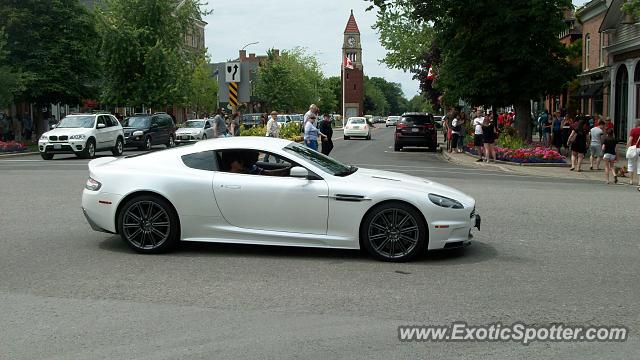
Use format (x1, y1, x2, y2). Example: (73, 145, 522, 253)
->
(254, 48, 334, 113)
(188, 56, 218, 117)
(364, 77, 389, 115)
(368, 77, 407, 115)
(0, 28, 23, 107)
(0, 0, 98, 124)
(97, 0, 207, 108)
(406, 94, 433, 113)
(370, 0, 578, 138)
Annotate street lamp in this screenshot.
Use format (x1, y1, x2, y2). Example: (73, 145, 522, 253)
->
(241, 41, 260, 51)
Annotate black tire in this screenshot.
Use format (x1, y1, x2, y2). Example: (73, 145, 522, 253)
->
(40, 153, 54, 160)
(112, 137, 124, 156)
(360, 202, 427, 262)
(394, 143, 402, 151)
(366, 134, 371, 140)
(117, 195, 180, 254)
(166, 135, 175, 148)
(80, 138, 96, 159)
(140, 137, 152, 151)
(344, 136, 350, 140)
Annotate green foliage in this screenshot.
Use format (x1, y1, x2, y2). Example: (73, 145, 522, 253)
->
(239, 123, 302, 142)
(406, 94, 433, 113)
(240, 125, 266, 137)
(254, 48, 335, 113)
(364, 77, 389, 115)
(497, 131, 527, 150)
(189, 56, 218, 117)
(369, 0, 578, 137)
(622, 0, 640, 18)
(96, 0, 206, 107)
(0, 28, 24, 107)
(0, 0, 99, 105)
(370, 0, 433, 72)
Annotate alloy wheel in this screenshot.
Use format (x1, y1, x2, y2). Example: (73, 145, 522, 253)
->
(367, 208, 419, 259)
(145, 138, 152, 150)
(87, 142, 95, 157)
(122, 201, 170, 250)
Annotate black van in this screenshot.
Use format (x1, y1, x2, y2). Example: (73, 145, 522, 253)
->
(122, 113, 177, 150)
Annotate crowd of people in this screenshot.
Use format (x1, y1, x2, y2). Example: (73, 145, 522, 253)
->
(265, 104, 334, 156)
(443, 107, 498, 163)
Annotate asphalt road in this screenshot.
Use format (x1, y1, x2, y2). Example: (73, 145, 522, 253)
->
(1, 127, 638, 359)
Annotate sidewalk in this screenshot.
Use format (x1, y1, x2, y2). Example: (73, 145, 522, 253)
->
(438, 134, 629, 183)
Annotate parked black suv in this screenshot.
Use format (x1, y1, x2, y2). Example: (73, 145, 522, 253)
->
(122, 113, 177, 150)
(394, 112, 438, 152)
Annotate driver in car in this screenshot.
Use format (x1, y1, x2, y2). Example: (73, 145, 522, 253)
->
(225, 150, 291, 176)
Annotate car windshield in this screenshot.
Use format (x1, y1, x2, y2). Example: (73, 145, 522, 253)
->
(185, 121, 205, 128)
(349, 119, 365, 124)
(401, 115, 433, 125)
(57, 116, 95, 128)
(283, 143, 357, 177)
(277, 115, 287, 123)
(123, 116, 151, 129)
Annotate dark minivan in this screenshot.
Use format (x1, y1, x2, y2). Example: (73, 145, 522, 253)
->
(394, 112, 438, 152)
(123, 113, 177, 150)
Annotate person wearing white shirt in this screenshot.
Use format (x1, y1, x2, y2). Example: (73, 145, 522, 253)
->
(265, 111, 279, 138)
(472, 112, 485, 162)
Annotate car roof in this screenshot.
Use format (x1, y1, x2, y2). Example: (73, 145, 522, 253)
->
(402, 112, 432, 116)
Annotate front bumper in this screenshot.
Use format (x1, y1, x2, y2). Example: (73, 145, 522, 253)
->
(175, 133, 201, 143)
(427, 209, 481, 250)
(39, 140, 86, 154)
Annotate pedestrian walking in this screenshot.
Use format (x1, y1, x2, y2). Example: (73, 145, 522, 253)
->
(303, 114, 326, 151)
(551, 111, 563, 152)
(457, 111, 468, 151)
(541, 111, 552, 147)
(12, 115, 22, 142)
(450, 112, 461, 153)
(472, 111, 485, 162)
(212, 108, 227, 138)
(0, 114, 9, 141)
(602, 128, 617, 184)
(230, 112, 241, 136)
(318, 113, 334, 156)
(265, 111, 280, 138)
(537, 110, 548, 142)
(22, 112, 33, 142)
(561, 116, 573, 156)
(589, 120, 605, 170)
(626, 119, 640, 186)
(569, 119, 588, 172)
(482, 116, 497, 163)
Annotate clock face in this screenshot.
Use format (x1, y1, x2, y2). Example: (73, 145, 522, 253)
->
(347, 36, 356, 47)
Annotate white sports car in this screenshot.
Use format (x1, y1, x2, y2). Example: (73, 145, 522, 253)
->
(82, 137, 480, 262)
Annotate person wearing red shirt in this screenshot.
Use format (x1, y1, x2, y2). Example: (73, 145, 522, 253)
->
(627, 119, 640, 187)
(605, 118, 614, 131)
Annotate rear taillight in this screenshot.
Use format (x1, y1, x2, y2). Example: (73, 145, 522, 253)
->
(396, 123, 407, 129)
(363, 125, 369, 130)
(426, 124, 435, 129)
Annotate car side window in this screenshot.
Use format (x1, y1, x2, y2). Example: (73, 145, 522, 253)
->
(97, 116, 106, 128)
(217, 149, 297, 177)
(151, 116, 158, 127)
(181, 150, 219, 171)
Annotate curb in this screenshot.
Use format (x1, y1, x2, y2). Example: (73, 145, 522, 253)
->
(461, 151, 570, 167)
(0, 151, 38, 158)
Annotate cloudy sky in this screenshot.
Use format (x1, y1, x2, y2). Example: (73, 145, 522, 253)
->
(203, 0, 590, 98)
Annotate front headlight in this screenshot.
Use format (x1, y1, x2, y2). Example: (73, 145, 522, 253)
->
(40, 135, 48, 140)
(132, 130, 143, 136)
(428, 194, 464, 209)
(85, 177, 102, 191)
(70, 134, 86, 140)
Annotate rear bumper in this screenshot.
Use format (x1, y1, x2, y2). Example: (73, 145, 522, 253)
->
(395, 135, 437, 147)
(344, 129, 370, 137)
(83, 207, 115, 234)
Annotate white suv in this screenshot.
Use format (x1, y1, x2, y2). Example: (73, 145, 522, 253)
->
(39, 114, 125, 160)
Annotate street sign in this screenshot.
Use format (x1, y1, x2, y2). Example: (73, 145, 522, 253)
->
(225, 62, 241, 83)
(228, 82, 239, 108)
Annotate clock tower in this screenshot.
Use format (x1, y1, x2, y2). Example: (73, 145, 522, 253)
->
(342, 10, 364, 118)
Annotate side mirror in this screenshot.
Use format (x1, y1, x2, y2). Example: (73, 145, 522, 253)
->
(290, 166, 309, 178)
(50, 124, 57, 129)
(205, 124, 211, 129)
(97, 123, 106, 129)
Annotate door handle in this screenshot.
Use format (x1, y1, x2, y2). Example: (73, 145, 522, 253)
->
(223, 185, 241, 189)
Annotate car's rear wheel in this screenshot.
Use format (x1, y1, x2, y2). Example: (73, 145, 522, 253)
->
(118, 195, 179, 254)
(112, 137, 124, 156)
(361, 202, 427, 262)
(366, 133, 371, 140)
(40, 153, 54, 160)
(344, 136, 350, 140)
(80, 139, 96, 159)
(394, 143, 402, 151)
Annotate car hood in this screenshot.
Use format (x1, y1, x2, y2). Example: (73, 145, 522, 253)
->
(43, 127, 92, 136)
(176, 128, 202, 134)
(349, 167, 475, 207)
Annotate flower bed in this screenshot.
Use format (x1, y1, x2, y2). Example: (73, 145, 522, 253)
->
(465, 146, 566, 164)
(0, 141, 28, 153)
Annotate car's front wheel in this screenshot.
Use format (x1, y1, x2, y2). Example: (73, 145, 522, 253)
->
(361, 202, 427, 262)
(40, 153, 54, 160)
(139, 137, 152, 151)
(112, 137, 124, 156)
(166, 135, 175, 148)
(118, 195, 179, 254)
(80, 139, 96, 159)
